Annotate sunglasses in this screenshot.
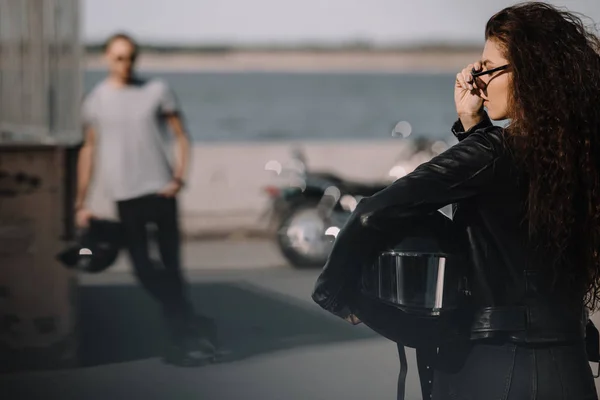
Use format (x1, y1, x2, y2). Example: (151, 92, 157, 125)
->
(113, 54, 136, 63)
(471, 64, 510, 79)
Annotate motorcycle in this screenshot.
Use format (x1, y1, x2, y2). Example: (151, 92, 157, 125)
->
(262, 139, 450, 268)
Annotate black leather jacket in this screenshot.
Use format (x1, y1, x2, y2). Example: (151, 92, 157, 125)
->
(312, 114, 586, 343)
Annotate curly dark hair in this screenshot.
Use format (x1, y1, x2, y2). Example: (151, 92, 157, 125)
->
(485, 2, 600, 309)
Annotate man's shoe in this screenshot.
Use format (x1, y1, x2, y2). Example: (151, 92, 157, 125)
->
(187, 315, 230, 360)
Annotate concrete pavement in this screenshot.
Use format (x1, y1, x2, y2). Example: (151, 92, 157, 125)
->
(2, 253, 426, 400)
(3, 239, 600, 399)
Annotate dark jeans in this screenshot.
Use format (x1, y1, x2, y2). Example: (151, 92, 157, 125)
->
(432, 338, 598, 400)
(117, 194, 192, 319)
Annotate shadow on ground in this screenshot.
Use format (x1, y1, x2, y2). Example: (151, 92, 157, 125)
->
(79, 280, 376, 367)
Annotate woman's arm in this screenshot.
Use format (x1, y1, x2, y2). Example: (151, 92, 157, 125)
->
(312, 125, 504, 318)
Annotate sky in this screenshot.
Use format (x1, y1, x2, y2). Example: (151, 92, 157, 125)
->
(83, 0, 600, 46)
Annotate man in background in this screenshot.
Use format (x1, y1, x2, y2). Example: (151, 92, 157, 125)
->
(75, 32, 218, 366)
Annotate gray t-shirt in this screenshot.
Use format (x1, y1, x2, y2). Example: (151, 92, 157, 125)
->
(82, 78, 179, 202)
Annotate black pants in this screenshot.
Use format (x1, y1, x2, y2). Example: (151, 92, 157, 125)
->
(117, 194, 191, 318)
(432, 339, 598, 400)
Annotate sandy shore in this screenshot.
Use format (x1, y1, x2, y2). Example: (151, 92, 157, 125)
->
(85, 50, 481, 73)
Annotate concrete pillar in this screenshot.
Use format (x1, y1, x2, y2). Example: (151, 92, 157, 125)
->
(0, 145, 78, 372)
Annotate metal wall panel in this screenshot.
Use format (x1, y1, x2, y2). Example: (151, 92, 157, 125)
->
(0, 0, 82, 144)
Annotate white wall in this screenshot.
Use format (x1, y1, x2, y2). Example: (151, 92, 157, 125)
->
(87, 140, 418, 235)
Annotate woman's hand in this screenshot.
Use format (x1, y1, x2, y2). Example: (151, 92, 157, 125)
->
(455, 62, 485, 129)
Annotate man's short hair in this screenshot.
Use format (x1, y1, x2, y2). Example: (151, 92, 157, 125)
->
(103, 32, 139, 56)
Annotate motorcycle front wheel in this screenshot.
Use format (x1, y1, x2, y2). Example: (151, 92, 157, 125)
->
(276, 202, 335, 268)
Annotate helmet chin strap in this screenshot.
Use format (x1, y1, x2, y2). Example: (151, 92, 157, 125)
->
(396, 344, 408, 400)
(396, 344, 437, 400)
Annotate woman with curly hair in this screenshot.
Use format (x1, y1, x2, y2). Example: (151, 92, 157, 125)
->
(312, 2, 600, 398)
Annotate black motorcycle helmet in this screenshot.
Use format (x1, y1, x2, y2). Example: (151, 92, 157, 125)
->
(353, 210, 471, 400)
(57, 219, 124, 273)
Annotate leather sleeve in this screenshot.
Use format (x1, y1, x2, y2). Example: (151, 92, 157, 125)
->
(311, 126, 504, 318)
(451, 113, 494, 141)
